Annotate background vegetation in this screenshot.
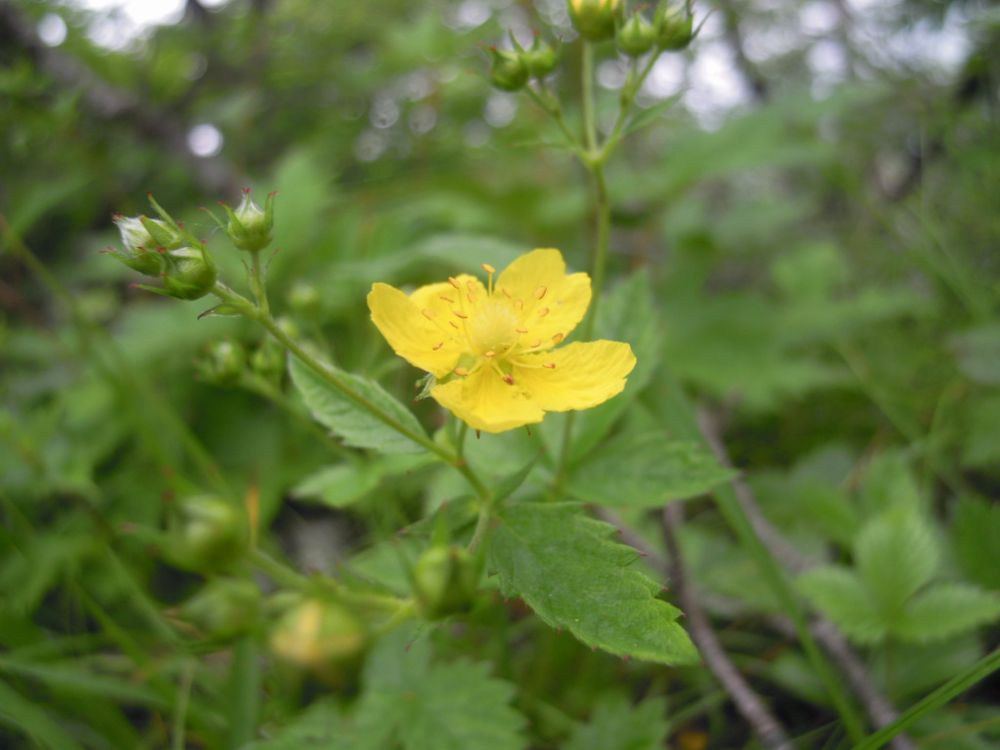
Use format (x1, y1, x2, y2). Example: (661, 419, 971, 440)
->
(1, 0, 999, 748)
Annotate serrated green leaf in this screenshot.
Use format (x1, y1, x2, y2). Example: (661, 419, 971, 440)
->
(489, 503, 698, 665)
(246, 699, 350, 749)
(797, 566, 887, 644)
(564, 693, 668, 750)
(895, 583, 1000, 644)
(952, 496, 1000, 591)
(353, 629, 526, 750)
(855, 509, 939, 618)
(288, 356, 429, 454)
(292, 454, 435, 508)
(859, 450, 923, 515)
(566, 431, 735, 509)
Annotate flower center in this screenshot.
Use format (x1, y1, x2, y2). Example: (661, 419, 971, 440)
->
(467, 299, 518, 357)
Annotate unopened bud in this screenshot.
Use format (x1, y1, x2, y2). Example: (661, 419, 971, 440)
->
(521, 36, 560, 79)
(109, 215, 167, 276)
(488, 48, 528, 92)
(656, 4, 695, 51)
(288, 282, 321, 317)
(165, 495, 247, 574)
(269, 597, 368, 684)
(412, 545, 481, 620)
(223, 190, 275, 253)
(198, 340, 247, 385)
(180, 578, 260, 643)
(568, 0, 623, 42)
(161, 246, 218, 300)
(251, 339, 285, 383)
(617, 13, 657, 57)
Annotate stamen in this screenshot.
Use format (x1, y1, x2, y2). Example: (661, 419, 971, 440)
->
(481, 263, 496, 274)
(439, 295, 455, 303)
(453, 310, 468, 319)
(484, 350, 496, 358)
(466, 280, 477, 293)
(538, 307, 550, 318)
(514, 299, 524, 312)
(501, 288, 512, 298)
(432, 341, 444, 351)
(449, 321, 460, 329)
(448, 276, 461, 289)
(467, 292, 477, 304)
(454, 367, 469, 376)
(535, 286, 547, 299)
(421, 308, 436, 320)
(502, 374, 515, 385)
(552, 332, 564, 344)
(515, 327, 529, 334)
(543, 362, 557, 369)
(530, 339, 542, 348)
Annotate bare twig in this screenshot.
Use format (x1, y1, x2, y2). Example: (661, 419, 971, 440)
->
(696, 408, 918, 750)
(0, 1, 243, 197)
(662, 502, 794, 750)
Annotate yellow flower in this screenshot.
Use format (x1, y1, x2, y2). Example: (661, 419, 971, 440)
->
(367, 248, 636, 433)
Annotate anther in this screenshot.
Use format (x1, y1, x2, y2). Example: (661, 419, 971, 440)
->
(467, 292, 477, 303)
(449, 321, 460, 329)
(466, 280, 477, 292)
(481, 262, 496, 274)
(543, 362, 557, 369)
(514, 300, 524, 312)
(432, 341, 444, 351)
(552, 332, 564, 344)
(502, 374, 515, 385)
(484, 350, 496, 358)
(515, 327, 529, 334)
(535, 286, 547, 299)
(538, 307, 550, 317)
(448, 276, 461, 289)
(453, 310, 468, 319)
(439, 295, 455, 303)
(501, 288, 512, 298)
(421, 308, 435, 320)
(530, 339, 542, 348)
(454, 367, 469, 376)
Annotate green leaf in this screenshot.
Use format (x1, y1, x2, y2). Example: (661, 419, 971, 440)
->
(950, 323, 1000, 385)
(895, 583, 1000, 644)
(0, 677, 84, 750)
(952, 496, 1000, 591)
(961, 395, 1000, 469)
(292, 454, 434, 508)
(245, 699, 350, 749)
(489, 503, 698, 665)
(288, 356, 429, 454)
(353, 629, 526, 750)
(797, 566, 887, 644)
(566, 431, 735, 509)
(564, 693, 668, 750)
(855, 509, 939, 618)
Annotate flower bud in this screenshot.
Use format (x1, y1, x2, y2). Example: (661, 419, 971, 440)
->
(269, 597, 368, 683)
(656, 4, 695, 51)
(160, 246, 218, 301)
(617, 13, 657, 57)
(165, 495, 247, 574)
(222, 190, 275, 253)
(109, 215, 167, 276)
(180, 578, 260, 643)
(568, 0, 623, 42)
(488, 48, 528, 92)
(140, 216, 185, 250)
(288, 282, 321, 317)
(522, 37, 560, 79)
(412, 545, 481, 620)
(198, 340, 247, 385)
(251, 339, 285, 383)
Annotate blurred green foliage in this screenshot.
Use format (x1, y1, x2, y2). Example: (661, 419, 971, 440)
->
(2, 0, 1000, 748)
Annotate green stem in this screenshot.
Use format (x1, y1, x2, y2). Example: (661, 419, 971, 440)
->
(600, 52, 660, 162)
(171, 660, 195, 750)
(523, 85, 583, 156)
(851, 648, 1000, 750)
(249, 250, 270, 317)
(581, 41, 598, 154)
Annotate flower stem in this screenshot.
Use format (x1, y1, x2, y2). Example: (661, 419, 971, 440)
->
(581, 41, 598, 154)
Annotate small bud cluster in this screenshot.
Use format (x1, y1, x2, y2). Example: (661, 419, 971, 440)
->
(489, 35, 560, 93)
(617, 3, 696, 57)
(107, 189, 277, 301)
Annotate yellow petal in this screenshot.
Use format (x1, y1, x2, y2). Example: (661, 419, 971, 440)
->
(496, 248, 591, 347)
(409, 275, 486, 321)
(512, 340, 636, 411)
(367, 282, 461, 377)
(431, 367, 545, 433)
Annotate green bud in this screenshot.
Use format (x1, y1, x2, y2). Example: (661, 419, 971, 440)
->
(140, 216, 185, 250)
(656, 5, 695, 51)
(160, 246, 218, 301)
(251, 339, 285, 383)
(520, 36, 560, 79)
(180, 578, 260, 643)
(488, 47, 528, 92)
(288, 282, 321, 317)
(109, 215, 167, 276)
(269, 597, 368, 684)
(166, 495, 247, 574)
(412, 545, 481, 620)
(568, 0, 623, 42)
(198, 340, 247, 385)
(617, 13, 657, 57)
(222, 189, 275, 253)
